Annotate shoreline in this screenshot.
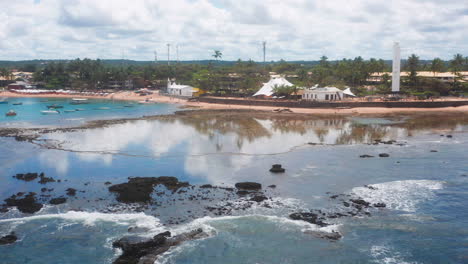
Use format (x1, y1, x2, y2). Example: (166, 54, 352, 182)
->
(2, 90, 468, 115)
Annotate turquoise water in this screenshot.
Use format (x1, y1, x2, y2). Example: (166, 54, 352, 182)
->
(0, 97, 178, 127)
(1, 102, 468, 263)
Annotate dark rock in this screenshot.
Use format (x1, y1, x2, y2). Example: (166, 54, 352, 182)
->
(0, 232, 17, 245)
(66, 188, 77, 196)
(235, 182, 262, 191)
(373, 203, 386, 208)
(364, 185, 377, 190)
(267, 185, 276, 188)
(330, 195, 339, 199)
(379, 153, 390, 158)
(4, 193, 43, 214)
(113, 229, 207, 264)
(343, 202, 350, 207)
(269, 164, 285, 173)
(446, 135, 452, 138)
(49, 197, 67, 205)
(38, 174, 55, 184)
(250, 195, 268, 203)
(359, 155, 374, 158)
(430, 150, 438, 152)
(41, 188, 48, 192)
(350, 199, 370, 207)
(289, 212, 328, 227)
(13, 173, 38, 182)
(104, 181, 112, 185)
(236, 190, 249, 196)
(200, 184, 213, 188)
(109, 177, 190, 203)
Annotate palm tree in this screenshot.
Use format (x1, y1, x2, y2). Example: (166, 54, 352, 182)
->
(430, 58, 445, 76)
(406, 54, 420, 86)
(212, 50, 223, 61)
(450, 54, 465, 86)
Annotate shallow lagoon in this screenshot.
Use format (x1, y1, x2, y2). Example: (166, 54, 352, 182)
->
(1, 103, 468, 264)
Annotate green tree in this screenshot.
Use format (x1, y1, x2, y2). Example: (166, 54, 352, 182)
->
(212, 50, 223, 61)
(406, 54, 420, 87)
(430, 58, 445, 76)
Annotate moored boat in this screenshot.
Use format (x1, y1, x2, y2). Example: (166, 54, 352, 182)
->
(5, 110, 16, 116)
(47, 104, 64, 109)
(64, 110, 76, 113)
(41, 110, 60, 115)
(12, 102, 23, 105)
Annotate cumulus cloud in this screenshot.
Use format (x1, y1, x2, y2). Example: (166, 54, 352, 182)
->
(0, 0, 467, 60)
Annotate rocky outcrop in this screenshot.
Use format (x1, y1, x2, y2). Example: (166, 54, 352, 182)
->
(38, 174, 56, 184)
(109, 177, 190, 203)
(379, 153, 390, 157)
(289, 212, 329, 227)
(359, 154, 374, 158)
(269, 164, 285, 173)
(13, 173, 39, 182)
(66, 188, 77, 196)
(0, 232, 17, 245)
(113, 229, 208, 264)
(235, 182, 262, 191)
(4, 193, 43, 214)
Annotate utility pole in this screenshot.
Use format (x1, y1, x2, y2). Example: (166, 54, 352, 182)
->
(176, 44, 179, 63)
(167, 44, 170, 66)
(154, 51, 158, 64)
(262, 41, 266, 64)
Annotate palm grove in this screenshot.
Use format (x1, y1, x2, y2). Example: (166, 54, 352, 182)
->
(1, 52, 468, 97)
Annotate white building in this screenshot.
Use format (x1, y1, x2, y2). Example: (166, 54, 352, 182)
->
(167, 80, 195, 97)
(302, 86, 344, 101)
(253, 77, 293, 97)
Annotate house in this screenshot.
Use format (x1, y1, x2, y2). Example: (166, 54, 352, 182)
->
(253, 77, 293, 97)
(167, 80, 195, 97)
(302, 86, 344, 101)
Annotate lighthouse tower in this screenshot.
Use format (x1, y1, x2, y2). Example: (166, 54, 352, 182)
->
(392, 42, 401, 93)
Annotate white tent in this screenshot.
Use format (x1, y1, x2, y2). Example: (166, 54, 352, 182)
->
(343, 87, 356, 97)
(253, 77, 293, 97)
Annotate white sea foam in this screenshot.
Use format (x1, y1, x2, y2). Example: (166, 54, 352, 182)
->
(0, 211, 163, 230)
(351, 180, 444, 212)
(370, 245, 418, 264)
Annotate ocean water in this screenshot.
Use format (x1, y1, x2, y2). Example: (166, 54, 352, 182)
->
(1, 100, 468, 264)
(0, 97, 179, 127)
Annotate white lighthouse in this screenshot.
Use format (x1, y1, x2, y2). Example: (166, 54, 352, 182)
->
(392, 42, 401, 93)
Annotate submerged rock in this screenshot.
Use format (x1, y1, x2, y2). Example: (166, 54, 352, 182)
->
(269, 164, 285, 173)
(0, 232, 17, 245)
(113, 229, 207, 264)
(359, 155, 374, 158)
(38, 174, 55, 184)
(378, 153, 390, 158)
(109, 177, 190, 203)
(66, 188, 77, 196)
(235, 182, 262, 191)
(13, 173, 38, 182)
(250, 195, 268, 203)
(4, 193, 43, 214)
(350, 199, 370, 207)
(373, 203, 386, 208)
(49, 197, 67, 205)
(289, 212, 328, 227)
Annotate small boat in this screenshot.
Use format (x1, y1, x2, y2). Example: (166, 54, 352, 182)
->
(75, 108, 85, 111)
(47, 104, 64, 109)
(124, 104, 135, 107)
(12, 102, 23, 105)
(70, 98, 89, 105)
(5, 110, 16, 116)
(64, 110, 76, 113)
(95, 107, 110, 110)
(41, 110, 60, 115)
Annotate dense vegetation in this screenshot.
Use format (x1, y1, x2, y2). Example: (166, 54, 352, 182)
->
(1, 53, 468, 97)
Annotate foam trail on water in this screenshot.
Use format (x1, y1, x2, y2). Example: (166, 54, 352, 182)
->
(351, 180, 444, 212)
(0, 211, 163, 230)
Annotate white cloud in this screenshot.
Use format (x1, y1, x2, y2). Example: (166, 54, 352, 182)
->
(0, 0, 467, 60)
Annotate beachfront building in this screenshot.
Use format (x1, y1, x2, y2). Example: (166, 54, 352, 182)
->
(167, 80, 195, 97)
(302, 86, 344, 101)
(368, 71, 468, 84)
(253, 77, 293, 97)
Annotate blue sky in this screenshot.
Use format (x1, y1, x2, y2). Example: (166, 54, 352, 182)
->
(1, 0, 467, 61)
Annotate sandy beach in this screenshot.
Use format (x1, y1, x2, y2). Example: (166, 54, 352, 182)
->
(2, 90, 468, 115)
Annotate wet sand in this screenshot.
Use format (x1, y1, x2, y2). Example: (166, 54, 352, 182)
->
(2, 90, 468, 115)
